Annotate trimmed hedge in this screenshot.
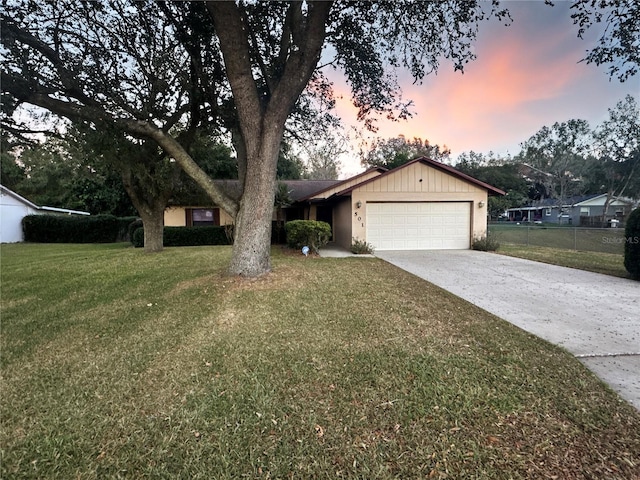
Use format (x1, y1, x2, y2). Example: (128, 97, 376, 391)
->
(132, 226, 231, 248)
(624, 208, 640, 279)
(285, 220, 331, 253)
(23, 214, 138, 243)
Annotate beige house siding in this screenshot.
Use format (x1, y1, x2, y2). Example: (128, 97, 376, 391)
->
(165, 207, 187, 226)
(334, 197, 353, 249)
(350, 163, 489, 244)
(164, 206, 234, 227)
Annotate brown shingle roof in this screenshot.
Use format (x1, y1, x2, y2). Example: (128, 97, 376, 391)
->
(168, 179, 342, 206)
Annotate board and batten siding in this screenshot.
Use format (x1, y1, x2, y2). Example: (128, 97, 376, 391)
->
(346, 162, 489, 249)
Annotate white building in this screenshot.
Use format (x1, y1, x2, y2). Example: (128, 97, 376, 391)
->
(0, 184, 90, 243)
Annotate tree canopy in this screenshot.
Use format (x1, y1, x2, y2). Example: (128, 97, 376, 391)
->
(361, 136, 451, 170)
(2, 0, 637, 275)
(568, 0, 640, 81)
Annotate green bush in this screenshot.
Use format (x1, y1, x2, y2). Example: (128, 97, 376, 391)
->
(351, 237, 375, 254)
(22, 214, 130, 243)
(132, 226, 231, 248)
(472, 233, 500, 252)
(127, 218, 143, 244)
(624, 208, 640, 279)
(285, 220, 331, 253)
(132, 227, 145, 248)
(165, 226, 229, 246)
(116, 216, 139, 242)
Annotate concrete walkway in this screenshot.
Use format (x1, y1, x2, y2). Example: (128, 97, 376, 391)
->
(375, 250, 640, 410)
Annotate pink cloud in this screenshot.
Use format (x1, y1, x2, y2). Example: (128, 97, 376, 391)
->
(327, 1, 637, 176)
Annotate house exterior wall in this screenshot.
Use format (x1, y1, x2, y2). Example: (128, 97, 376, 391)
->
(349, 162, 489, 245)
(541, 202, 632, 225)
(0, 192, 38, 243)
(164, 206, 234, 226)
(333, 197, 353, 249)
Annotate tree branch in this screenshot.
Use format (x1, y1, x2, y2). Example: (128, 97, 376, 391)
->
(206, 1, 263, 156)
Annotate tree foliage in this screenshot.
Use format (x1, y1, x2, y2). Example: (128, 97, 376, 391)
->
(516, 119, 593, 202)
(3, 133, 136, 216)
(2, 0, 515, 276)
(455, 151, 529, 219)
(361, 136, 451, 170)
(304, 134, 346, 180)
(592, 94, 640, 203)
(567, 0, 640, 81)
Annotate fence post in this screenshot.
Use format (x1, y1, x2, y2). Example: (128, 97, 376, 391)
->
(526, 226, 530, 246)
(574, 228, 577, 251)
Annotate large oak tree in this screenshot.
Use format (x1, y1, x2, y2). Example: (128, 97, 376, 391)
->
(2, 1, 635, 276)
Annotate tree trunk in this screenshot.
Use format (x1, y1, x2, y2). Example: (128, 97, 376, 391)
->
(120, 167, 167, 254)
(139, 208, 165, 253)
(229, 147, 279, 277)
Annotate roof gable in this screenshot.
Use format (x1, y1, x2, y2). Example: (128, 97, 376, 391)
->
(518, 194, 635, 209)
(298, 167, 386, 201)
(0, 184, 90, 215)
(575, 194, 634, 207)
(1, 184, 39, 209)
(335, 157, 505, 196)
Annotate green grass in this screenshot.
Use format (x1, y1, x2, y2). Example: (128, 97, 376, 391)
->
(497, 244, 631, 279)
(2, 243, 639, 479)
(489, 224, 626, 255)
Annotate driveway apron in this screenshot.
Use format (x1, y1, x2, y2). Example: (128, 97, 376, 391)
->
(375, 250, 640, 410)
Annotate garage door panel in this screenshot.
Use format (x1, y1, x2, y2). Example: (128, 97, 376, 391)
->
(367, 202, 471, 250)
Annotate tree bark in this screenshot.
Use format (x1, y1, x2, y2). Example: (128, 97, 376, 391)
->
(139, 208, 165, 253)
(208, 1, 332, 277)
(120, 166, 168, 253)
(228, 133, 281, 276)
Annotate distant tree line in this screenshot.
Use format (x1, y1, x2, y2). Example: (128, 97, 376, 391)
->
(358, 95, 639, 220)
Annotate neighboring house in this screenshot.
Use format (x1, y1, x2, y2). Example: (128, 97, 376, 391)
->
(165, 157, 504, 251)
(0, 184, 90, 243)
(506, 194, 635, 226)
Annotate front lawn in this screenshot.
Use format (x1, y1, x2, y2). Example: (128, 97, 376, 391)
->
(1, 243, 639, 478)
(497, 244, 630, 279)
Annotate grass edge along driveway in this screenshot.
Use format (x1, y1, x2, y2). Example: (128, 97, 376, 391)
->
(1, 243, 639, 479)
(496, 243, 630, 279)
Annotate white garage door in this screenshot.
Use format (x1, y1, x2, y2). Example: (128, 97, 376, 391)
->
(366, 202, 471, 250)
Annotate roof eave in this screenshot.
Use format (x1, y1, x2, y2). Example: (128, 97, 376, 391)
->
(296, 167, 387, 202)
(334, 157, 506, 196)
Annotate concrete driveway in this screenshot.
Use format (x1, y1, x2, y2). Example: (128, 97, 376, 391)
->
(375, 250, 640, 410)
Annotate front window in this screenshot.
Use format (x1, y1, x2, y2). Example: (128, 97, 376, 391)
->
(191, 208, 217, 226)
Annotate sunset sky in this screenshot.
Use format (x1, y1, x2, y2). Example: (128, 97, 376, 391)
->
(330, 1, 639, 178)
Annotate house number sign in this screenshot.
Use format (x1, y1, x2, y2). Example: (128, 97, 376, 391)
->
(354, 211, 364, 227)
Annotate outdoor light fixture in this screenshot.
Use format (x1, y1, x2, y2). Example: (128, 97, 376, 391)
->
(478, 201, 485, 208)
(356, 200, 362, 208)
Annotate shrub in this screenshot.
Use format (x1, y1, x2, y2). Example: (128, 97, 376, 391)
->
(224, 224, 235, 245)
(22, 214, 127, 243)
(132, 225, 231, 248)
(624, 208, 640, 279)
(285, 220, 331, 253)
(472, 233, 500, 252)
(164, 226, 229, 246)
(132, 227, 145, 248)
(271, 222, 286, 245)
(116, 216, 139, 242)
(127, 219, 143, 244)
(351, 237, 375, 254)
